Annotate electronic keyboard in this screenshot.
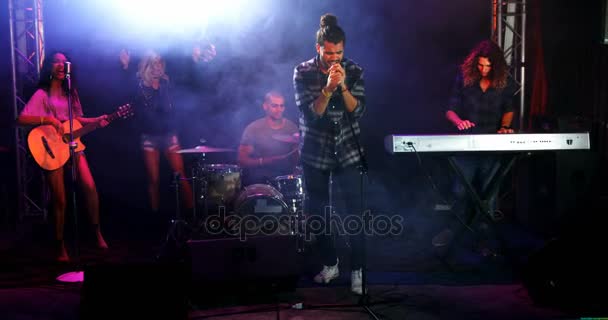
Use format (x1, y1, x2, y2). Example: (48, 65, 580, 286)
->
(385, 132, 590, 153)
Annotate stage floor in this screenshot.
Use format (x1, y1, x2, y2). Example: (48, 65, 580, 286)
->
(0, 282, 566, 320)
(0, 214, 584, 320)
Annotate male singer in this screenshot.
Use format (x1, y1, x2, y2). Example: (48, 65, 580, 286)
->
(293, 13, 366, 295)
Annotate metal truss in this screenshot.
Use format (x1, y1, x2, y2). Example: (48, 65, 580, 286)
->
(9, 0, 47, 221)
(492, 0, 527, 130)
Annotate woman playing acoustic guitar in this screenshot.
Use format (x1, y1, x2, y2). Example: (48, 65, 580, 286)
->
(16, 51, 109, 262)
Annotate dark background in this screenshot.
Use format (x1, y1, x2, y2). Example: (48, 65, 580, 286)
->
(0, 0, 606, 242)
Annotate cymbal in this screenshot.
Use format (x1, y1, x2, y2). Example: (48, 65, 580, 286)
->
(271, 133, 300, 144)
(177, 145, 235, 154)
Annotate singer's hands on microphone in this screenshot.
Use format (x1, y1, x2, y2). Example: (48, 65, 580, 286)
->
(314, 61, 356, 115)
(325, 62, 346, 93)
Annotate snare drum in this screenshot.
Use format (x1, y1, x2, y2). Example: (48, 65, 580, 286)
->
(199, 164, 242, 205)
(273, 175, 304, 199)
(273, 175, 304, 214)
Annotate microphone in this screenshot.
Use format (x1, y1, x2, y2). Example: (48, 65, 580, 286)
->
(330, 60, 347, 94)
(64, 61, 71, 77)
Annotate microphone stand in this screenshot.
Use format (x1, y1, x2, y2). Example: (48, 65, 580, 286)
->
(337, 81, 373, 306)
(57, 61, 85, 282)
(342, 98, 380, 319)
(157, 172, 191, 262)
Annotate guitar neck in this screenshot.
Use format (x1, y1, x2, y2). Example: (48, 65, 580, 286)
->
(70, 122, 96, 140)
(69, 111, 120, 139)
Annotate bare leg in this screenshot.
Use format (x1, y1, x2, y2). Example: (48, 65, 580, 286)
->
(46, 167, 69, 262)
(143, 148, 161, 212)
(75, 153, 108, 249)
(165, 146, 194, 209)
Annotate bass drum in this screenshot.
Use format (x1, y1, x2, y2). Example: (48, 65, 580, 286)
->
(233, 184, 295, 236)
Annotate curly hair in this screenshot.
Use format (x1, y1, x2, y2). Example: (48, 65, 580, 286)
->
(460, 40, 508, 89)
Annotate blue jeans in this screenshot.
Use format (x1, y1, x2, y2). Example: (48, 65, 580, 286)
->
(451, 154, 502, 222)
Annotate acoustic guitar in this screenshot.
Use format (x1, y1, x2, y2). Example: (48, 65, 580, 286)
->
(27, 104, 133, 170)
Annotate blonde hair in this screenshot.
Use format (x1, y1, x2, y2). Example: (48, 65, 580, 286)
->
(136, 50, 169, 86)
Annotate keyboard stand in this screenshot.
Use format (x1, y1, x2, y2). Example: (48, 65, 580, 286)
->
(437, 153, 520, 268)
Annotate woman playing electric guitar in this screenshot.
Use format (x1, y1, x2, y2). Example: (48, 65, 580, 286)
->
(16, 51, 109, 262)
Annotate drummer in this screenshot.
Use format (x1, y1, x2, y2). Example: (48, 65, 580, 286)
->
(238, 90, 299, 186)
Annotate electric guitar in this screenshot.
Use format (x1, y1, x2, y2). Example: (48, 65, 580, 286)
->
(27, 104, 133, 171)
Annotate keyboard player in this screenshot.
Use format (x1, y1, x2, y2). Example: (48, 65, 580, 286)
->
(434, 39, 517, 248)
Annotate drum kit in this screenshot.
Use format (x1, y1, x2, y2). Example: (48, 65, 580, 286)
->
(174, 133, 305, 242)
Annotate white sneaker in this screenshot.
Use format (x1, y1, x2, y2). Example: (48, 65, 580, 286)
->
(432, 228, 454, 247)
(351, 268, 363, 295)
(313, 258, 339, 284)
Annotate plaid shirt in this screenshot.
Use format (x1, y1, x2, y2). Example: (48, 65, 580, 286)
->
(293, 55, 366, 170)
(447, 73, 516, 134)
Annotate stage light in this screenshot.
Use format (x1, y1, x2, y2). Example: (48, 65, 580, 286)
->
(108, 0, 262, 37)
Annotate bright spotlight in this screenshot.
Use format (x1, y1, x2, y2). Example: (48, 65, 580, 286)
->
(109, 0, 263, 38)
